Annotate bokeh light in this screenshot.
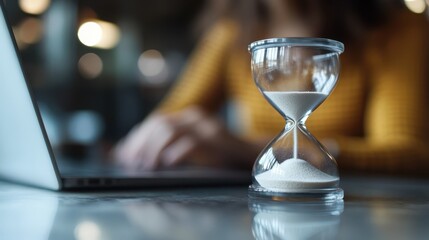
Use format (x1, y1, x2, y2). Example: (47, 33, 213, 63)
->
(77, 22, 103, 47)
(74, 220, 102, 240)
(404, 0, 426, 14)
(78, 53, 103, 79)
(19, 0, 51, 15)
(138, 50, 165, 77)
(77, 20, 120, 49)
(138, 49, 169, 84)
(67, 111, 103, 144)
(17, 18, 44, 45)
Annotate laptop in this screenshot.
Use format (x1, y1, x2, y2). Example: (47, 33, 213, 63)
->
(0, 1, 250, 190)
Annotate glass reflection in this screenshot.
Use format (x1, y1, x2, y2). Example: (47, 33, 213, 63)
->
(0, 185, 58, 240)
(123, 201, 251, 240)
(249, 199, 343, 240)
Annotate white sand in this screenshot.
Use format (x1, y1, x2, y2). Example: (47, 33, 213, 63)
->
(255, 158, 338, 192)
(259, 92, 334, 191)
(259, 91, 335, 191)
(264, 91, 327, 121)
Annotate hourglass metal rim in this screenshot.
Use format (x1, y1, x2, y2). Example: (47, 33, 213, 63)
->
(248, 37, 345, 54)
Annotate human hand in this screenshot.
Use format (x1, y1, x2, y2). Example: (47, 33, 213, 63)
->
(113, 106, 259, 170)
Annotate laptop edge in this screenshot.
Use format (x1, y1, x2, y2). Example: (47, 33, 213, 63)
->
(0, 1, 62, 190)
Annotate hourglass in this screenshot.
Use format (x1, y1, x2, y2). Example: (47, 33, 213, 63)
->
(248, 38, 344, 201)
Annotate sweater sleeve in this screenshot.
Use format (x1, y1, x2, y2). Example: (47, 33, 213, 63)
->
(156, 20, 237, 114)
(335, 12, 429, 174)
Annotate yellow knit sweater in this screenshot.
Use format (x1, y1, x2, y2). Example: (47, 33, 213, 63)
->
(158, 10, 429, 174)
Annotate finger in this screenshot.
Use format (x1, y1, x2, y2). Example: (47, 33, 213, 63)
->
(115, 116, 165, 168)
(134, 113, 190, 170)
(137, 110, 205, 170)
(115, 122, 153, 167)
(173, 106, 207, 127)
(160, 136, 197, 167)
(156, 108, 220, 167)
(137, 122, 181, 170)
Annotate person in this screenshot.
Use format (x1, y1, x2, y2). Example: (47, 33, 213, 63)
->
(114, 0, 429, 174)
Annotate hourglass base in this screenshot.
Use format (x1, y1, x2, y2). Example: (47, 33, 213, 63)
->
(248, 185, 344, 202)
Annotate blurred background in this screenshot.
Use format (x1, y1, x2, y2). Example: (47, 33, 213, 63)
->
(3, 0, 206, 159)
(2, 0, 429, 159)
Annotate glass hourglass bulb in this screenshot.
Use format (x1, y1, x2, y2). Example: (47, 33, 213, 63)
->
(248, 38, 344, 201)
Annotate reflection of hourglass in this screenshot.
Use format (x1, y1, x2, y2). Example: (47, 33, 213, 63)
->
(248, 38, 344, 201)
(249, 199, 343, 240)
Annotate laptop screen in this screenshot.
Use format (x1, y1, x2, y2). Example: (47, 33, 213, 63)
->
(0, 1, 60, 190)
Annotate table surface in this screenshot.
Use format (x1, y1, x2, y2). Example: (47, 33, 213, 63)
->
(1, 175, 428, 240)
